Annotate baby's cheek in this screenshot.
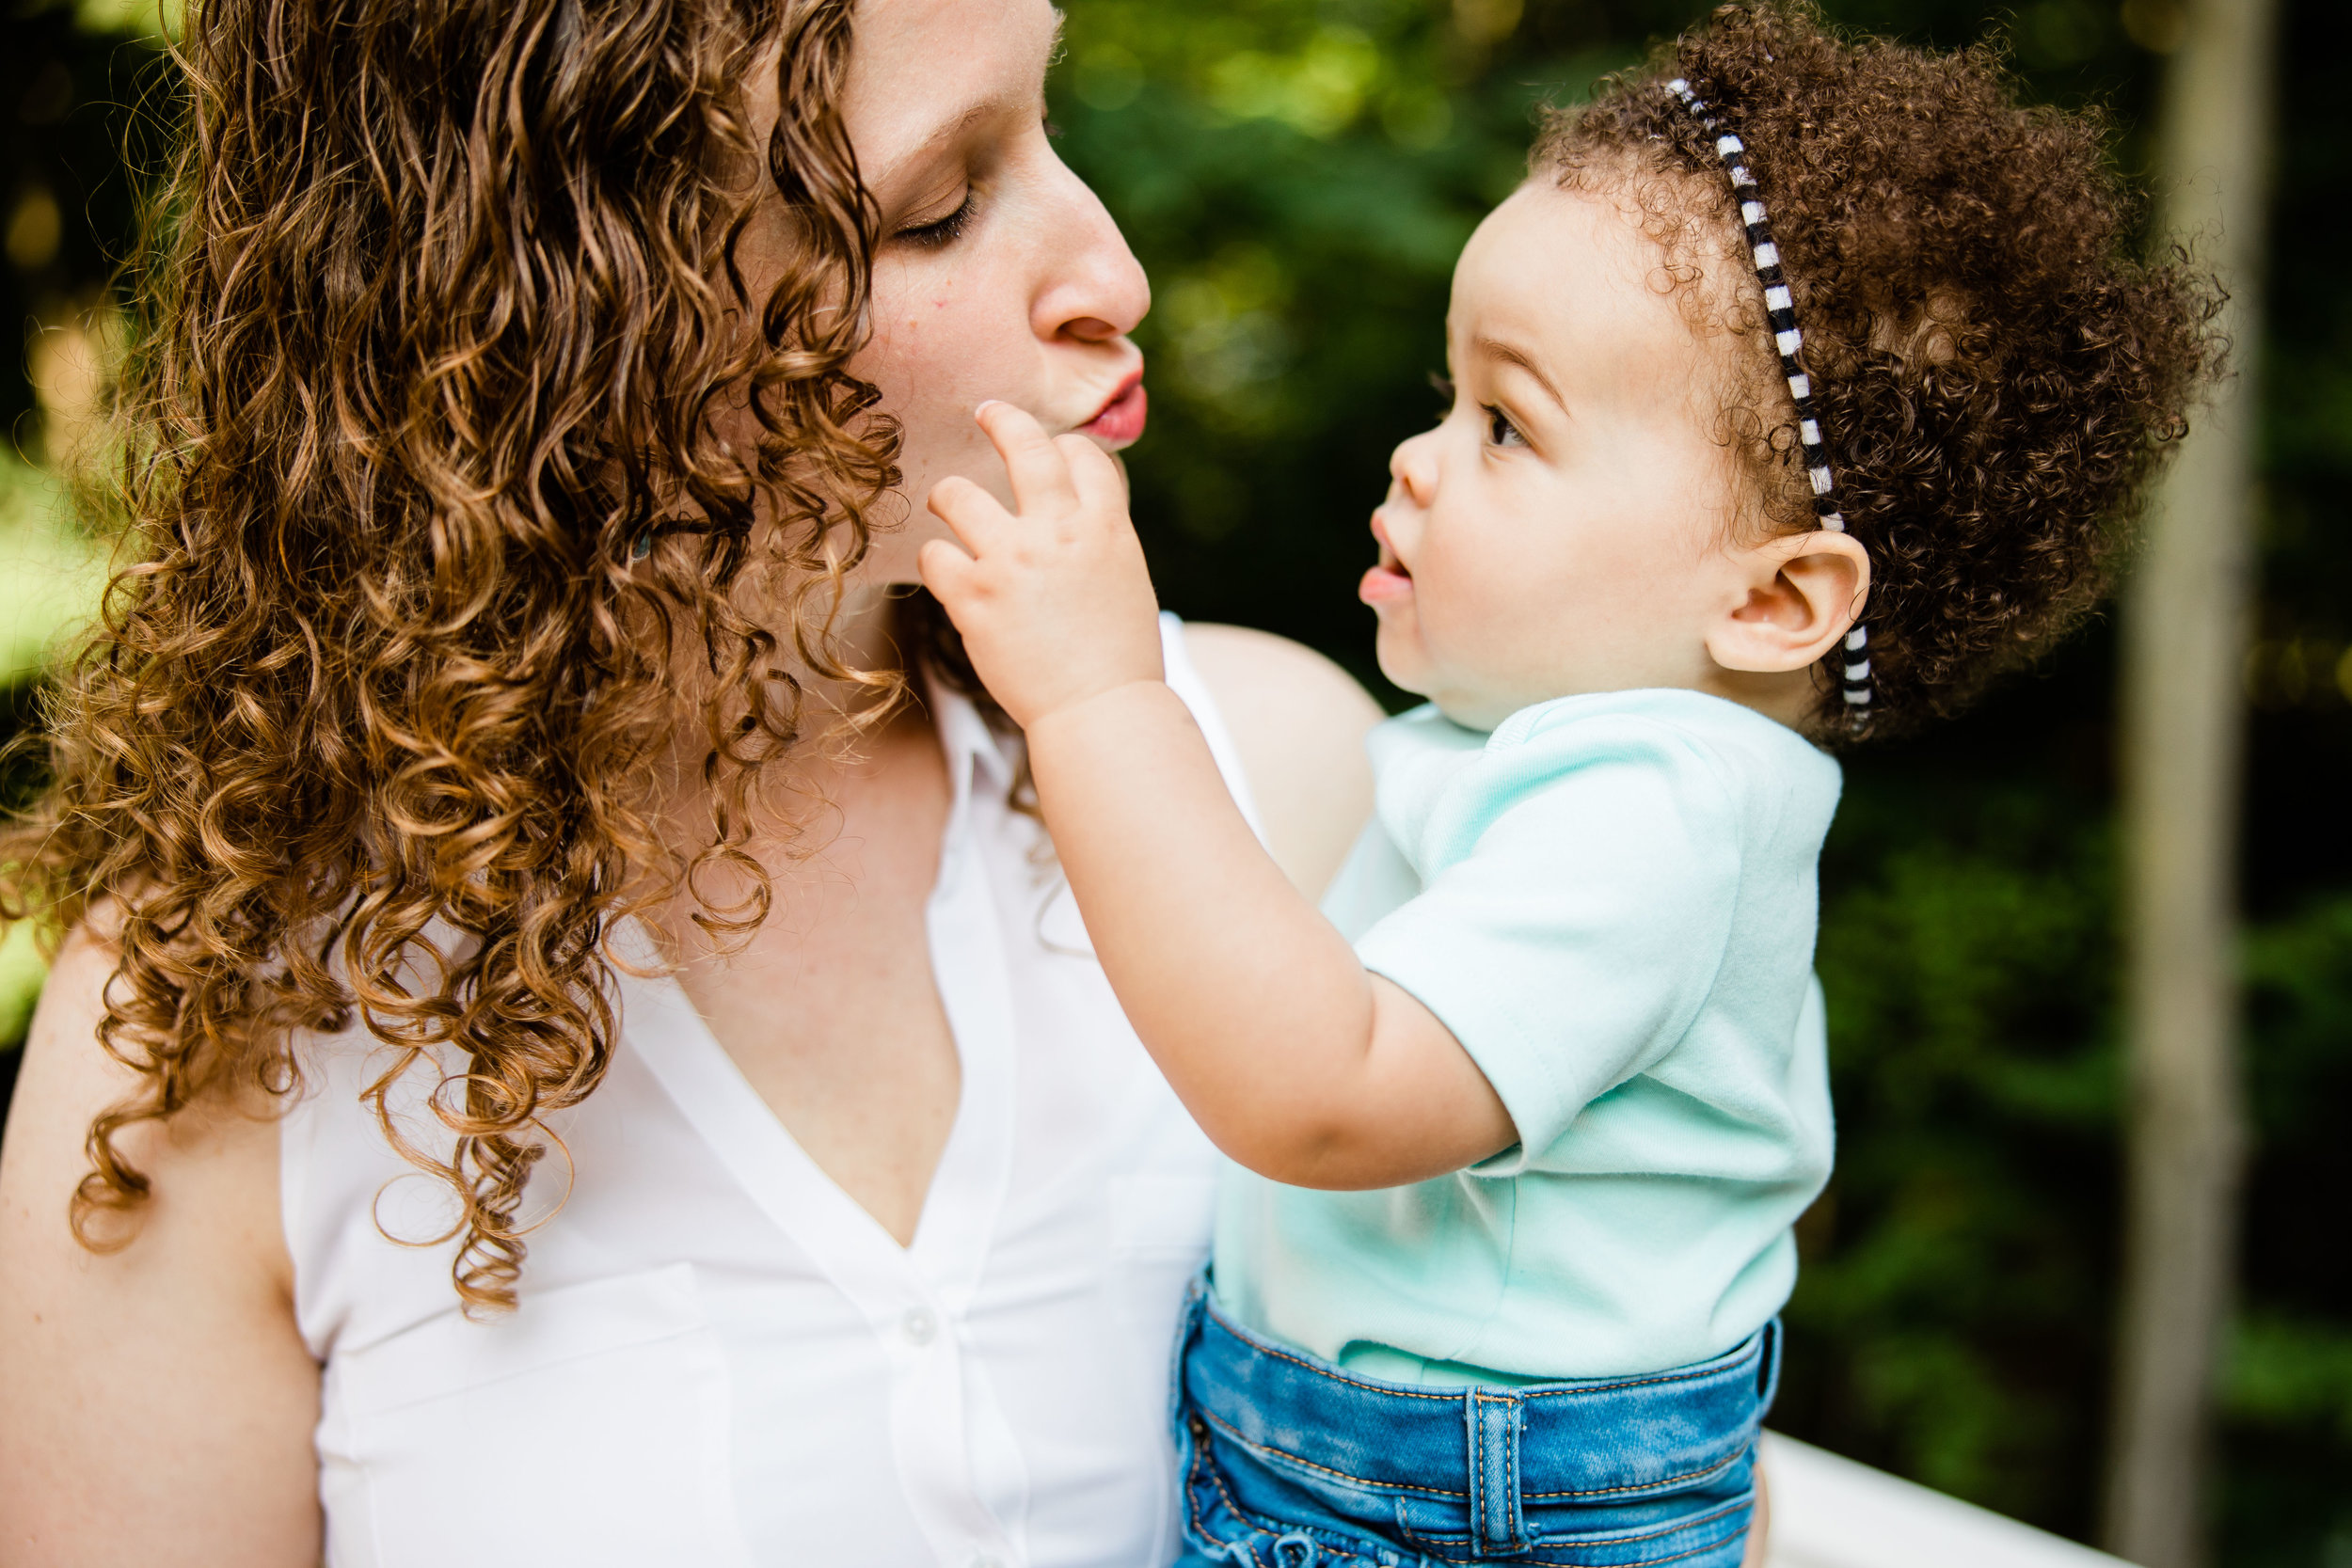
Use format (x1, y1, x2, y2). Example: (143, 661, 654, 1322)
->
(1430, 565, 1543, 663)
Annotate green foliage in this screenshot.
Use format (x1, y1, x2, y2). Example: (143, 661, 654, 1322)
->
(0, 429, 99, 1054)
(0, 923, 44, 1049)
(1786, 781, 2122, 1532)
(0, 450, 103, 688)
(2232, 1309, 2352, 1443)
(2243, 894, 2352, 1148)
(67, 0, 180, 38)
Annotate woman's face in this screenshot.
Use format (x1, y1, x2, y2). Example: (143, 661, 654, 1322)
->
(838, 0, 1150, 582)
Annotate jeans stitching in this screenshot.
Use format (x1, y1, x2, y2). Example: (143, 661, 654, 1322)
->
(1408, 1490, 1754, 1552)
(1520, 1438, 1753, 1499)
(1199, 1405, 1754, 1548)
(1214, 1337, 1460, 1402)
(1203, 1298, 1766, 1403)
(1581, 1510, 1752, 1568)
(1470, 1391, 1487, 1545)
(1505, 1395, 1522, 1547)
(1190, 1408, 1752, 1568)
(1517, 1354, 1756, 1400)
(1470, 1390, 1528, 1550)
(1200, 1402, 1471, 1497)
(1194, 1416, 1402, 1568)
(1200, 1398, 1755, 1502)
(1396, 1504, 1750, 1568)
(1186, 1416, 1275, 1568)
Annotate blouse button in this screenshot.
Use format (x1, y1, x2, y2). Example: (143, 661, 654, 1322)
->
(899, 1306, 940, 1347)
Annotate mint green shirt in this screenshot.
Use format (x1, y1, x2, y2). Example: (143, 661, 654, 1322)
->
(1213, 689, 1840, 1384)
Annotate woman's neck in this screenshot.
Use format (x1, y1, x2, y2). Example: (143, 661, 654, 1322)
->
(644, 578, 935, 936)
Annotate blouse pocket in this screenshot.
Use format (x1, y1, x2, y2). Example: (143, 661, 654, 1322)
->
(321, 1263, 753, 1568)
(1105, 1171, 1216, 1336)
(1110, 1172, 1217, 1261)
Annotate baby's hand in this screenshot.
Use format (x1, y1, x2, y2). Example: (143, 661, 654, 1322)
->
(919, 402, 1166, 730)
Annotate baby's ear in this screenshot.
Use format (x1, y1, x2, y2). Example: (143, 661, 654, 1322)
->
(1705, 528, 1869, 674)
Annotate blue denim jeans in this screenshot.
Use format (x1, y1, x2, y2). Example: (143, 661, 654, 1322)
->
(1170, 1280, 1774, 1567)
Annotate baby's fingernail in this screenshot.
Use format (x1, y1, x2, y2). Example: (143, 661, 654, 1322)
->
(975, 400, 1003, 420)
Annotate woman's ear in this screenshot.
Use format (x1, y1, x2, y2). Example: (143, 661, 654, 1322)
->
(1704, 528, 1870, 674)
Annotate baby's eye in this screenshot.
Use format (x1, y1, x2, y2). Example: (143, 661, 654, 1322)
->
(1484, 404, 1527, 449)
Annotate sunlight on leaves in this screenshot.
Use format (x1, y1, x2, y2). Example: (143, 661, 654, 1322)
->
(72, 0, 182, 40)
(0, 922, 45, 1051)
(0, 452, 103, 689)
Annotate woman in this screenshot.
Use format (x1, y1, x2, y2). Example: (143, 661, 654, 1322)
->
(0, 0, 1379, 1562)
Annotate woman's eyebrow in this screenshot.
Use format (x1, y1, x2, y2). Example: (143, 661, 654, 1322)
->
(881, 101, 1010, 182)
(876, 16, 1066, 188)
(1472, 336, 1567, 415)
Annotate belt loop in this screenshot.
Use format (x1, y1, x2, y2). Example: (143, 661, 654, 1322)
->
(1466, 1389, 1530, 1556)
(1169, 1270, 1212, 1433)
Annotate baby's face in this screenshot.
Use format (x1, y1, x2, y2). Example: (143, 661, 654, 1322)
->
(1363, 181, 1764, 730)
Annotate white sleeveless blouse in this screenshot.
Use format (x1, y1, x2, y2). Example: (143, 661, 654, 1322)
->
(282, 617, 1249, 1568)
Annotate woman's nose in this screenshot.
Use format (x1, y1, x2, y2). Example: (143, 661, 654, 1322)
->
(1390, 428, 1439, 508)
(1031, 159, 1151, 345)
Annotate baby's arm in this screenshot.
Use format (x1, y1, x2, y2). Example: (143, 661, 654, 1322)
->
(921, 404, 1513, 1190)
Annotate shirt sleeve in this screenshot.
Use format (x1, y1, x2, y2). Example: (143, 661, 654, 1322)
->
(1353, 715, 1743, 1175)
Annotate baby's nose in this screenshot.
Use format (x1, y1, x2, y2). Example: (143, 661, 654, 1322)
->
(1389, 429, 1440, 507)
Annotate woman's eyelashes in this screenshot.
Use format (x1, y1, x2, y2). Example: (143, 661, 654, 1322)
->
(895, 187, 978, 250)
(1484, 404, 1528, 449)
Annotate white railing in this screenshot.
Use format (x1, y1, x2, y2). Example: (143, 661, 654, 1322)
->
(1762, 1433, 2132, 1568)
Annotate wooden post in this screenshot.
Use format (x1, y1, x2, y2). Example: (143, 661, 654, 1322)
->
(2106, 0, 2279, 1562)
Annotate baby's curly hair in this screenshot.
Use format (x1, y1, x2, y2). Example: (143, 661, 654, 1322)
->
(1536, 1, 2221, 739)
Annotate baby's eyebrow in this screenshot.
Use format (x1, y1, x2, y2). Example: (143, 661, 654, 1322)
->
(1471, 336, 1566, 416)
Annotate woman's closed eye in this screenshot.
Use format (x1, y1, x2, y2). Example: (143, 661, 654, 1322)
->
(895, 188, 978, 250)
(1484, 404, 1528, 449)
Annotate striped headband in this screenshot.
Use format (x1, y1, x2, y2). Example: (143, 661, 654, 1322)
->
(1666, 77, 1872, 728)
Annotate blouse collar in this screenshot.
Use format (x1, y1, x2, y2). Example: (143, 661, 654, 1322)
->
(926, 671, 1018, 801)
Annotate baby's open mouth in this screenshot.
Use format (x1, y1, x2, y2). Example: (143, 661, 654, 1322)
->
(1360, 523, 1415, 606)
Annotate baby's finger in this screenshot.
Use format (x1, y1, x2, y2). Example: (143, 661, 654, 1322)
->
(976, 401, 1079, 516)
(927, 475, 1015, 555)
(916, 537, 983, 610)
(1060, 435, 1130, 518)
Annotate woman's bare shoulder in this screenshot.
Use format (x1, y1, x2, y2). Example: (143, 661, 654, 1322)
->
(1181, 623, 1386, 899)
(0, 922, 322, 1564)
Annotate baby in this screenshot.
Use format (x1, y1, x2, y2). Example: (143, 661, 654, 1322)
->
(922, 5, 2212, 1564)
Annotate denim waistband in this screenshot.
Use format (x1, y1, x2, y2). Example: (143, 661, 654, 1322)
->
(1178, 1283, 1776, 1558)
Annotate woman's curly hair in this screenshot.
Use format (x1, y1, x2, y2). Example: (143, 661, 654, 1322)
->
(0, 0, 908, 1310)
(1536, 1, 2221, 738)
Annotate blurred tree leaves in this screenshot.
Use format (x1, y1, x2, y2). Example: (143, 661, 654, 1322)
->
(1793, 784, 2122, 1528)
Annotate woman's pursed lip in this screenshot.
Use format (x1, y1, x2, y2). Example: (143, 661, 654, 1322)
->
(1078, 373, 1148, 446)
(1085, 368, 1144, 423)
